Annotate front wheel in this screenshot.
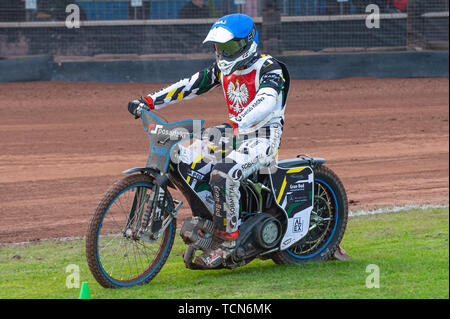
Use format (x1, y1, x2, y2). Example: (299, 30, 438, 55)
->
(271, 165, 348, 264)
(86, 174, 176, 288)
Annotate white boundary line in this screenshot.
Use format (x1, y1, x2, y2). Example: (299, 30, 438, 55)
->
(2, 203, 448, 246)
(349, 203, 449, 217)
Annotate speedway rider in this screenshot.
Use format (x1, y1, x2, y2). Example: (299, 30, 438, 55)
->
(128, 14, 290, 269)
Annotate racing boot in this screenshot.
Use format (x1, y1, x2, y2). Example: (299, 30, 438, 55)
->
(193, 229, 238, 269)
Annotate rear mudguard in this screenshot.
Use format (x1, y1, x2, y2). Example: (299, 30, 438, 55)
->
(277, 155, 326, 169)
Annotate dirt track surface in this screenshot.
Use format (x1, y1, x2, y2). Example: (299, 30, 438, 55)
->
(0, 78, 448, 243)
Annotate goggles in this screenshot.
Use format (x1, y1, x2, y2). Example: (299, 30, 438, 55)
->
(214, 39, 247, 58)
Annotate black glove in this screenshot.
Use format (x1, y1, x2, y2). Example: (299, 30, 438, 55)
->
(128, 96, 153, 119)
(128, 99, 142, 119)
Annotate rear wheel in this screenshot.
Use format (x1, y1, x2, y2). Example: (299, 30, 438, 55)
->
(86, 174, 176, 288)
(271, 165, 348, 264)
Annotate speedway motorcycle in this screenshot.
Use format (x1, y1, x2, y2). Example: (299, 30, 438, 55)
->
(86, 108, 348, 288)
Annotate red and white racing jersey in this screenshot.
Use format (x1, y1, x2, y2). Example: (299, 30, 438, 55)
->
(147, 53, 288, 134)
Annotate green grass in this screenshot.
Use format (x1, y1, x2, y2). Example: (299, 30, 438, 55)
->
(0, 207, 448, 299)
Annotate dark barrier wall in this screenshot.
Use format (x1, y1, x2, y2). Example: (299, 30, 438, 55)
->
(279, 51, 450, 79)
(0, 55, 52, 82)
(0, 51, 448, 83)
(51, 58, 216, 82)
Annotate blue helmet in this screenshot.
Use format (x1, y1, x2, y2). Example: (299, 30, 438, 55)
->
(203, 14, 259, 76)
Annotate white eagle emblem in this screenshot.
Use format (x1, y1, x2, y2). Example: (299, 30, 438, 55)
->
(227, 79, 249, 114)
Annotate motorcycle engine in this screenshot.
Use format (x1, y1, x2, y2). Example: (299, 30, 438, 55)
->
(233, 213, 282, 261)
(180, 214, 282, 269)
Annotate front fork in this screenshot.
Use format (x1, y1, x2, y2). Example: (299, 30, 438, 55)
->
(124, 182, 182, 242)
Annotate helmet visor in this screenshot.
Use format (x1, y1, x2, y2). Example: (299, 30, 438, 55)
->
(214, 39, 247, 58)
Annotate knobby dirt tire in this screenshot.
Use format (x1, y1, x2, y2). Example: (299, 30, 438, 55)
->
(85, 174, 176, 288)
(270, 164, 348, 264)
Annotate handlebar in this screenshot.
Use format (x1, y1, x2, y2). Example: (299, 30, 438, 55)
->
(135, 102, 149, 119)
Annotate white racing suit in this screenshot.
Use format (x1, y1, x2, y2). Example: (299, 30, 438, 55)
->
(145, 53, 289, 239)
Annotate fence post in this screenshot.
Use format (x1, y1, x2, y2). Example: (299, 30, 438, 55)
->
(406, 0, 425, 50)
(261, 0, 282, 55)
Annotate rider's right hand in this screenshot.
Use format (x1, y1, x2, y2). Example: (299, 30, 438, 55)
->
(128, 96, 154, 119)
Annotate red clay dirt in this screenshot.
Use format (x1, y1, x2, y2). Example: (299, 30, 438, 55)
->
(0, 78, 448, 243)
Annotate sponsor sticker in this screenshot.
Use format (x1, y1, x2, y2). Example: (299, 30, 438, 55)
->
(289, 183, 305, 191)
(148, 124, 190, 140)
(293, 217, 303, 233)
(151, 145, 168, 155)
(187, 169, 205, 180)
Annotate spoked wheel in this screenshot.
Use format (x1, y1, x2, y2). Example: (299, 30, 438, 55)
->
(271, 165, 348, 264)
(86, 174, 176, 288)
